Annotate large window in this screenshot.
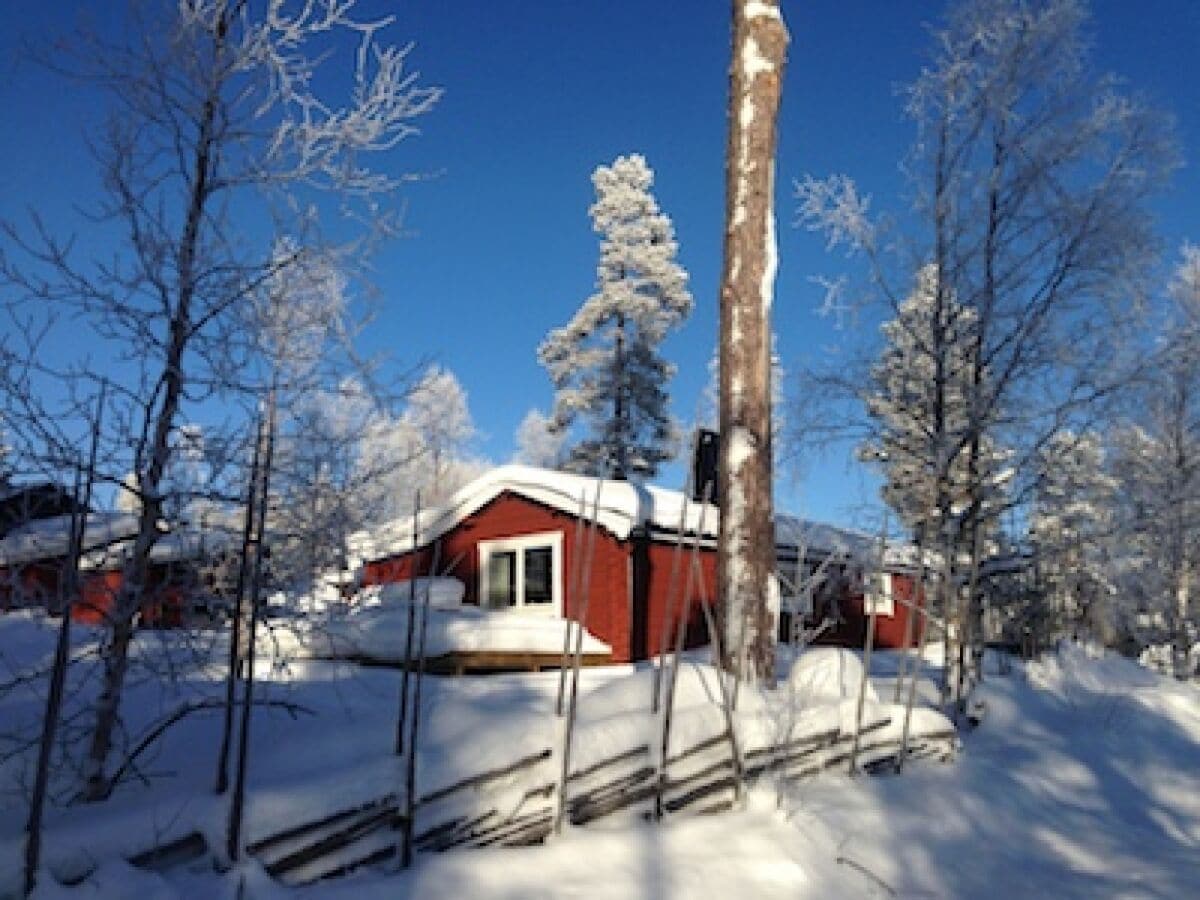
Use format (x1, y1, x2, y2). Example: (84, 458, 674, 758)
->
(478, 532, 562, 614)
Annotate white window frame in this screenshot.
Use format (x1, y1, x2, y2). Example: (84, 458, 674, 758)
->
(477, 531, 563, 616)
(864, 571, 895, 617)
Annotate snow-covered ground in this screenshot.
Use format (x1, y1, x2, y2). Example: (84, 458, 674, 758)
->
(1, 608, 1197, 899)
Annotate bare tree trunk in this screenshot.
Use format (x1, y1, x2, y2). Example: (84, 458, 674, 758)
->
(896, 550, 933, 773)
(399, 541, 437, 869)
(652, 430, 701, 713)
(555, 484, 603, 834)
(24, 388, 104, 896)
(215, 415, 266, 795)
(893, 531, 925, 703)
(849, 515, 887, 775)
(1176, 560, 1192, 679)
(395, 493, 421, 756)
(227, 390, 277, 863)
(718, 0, 787, 683)
(557, 492, 587, 717)
(654, 489, 714, 821)
(939, 533, 955, 710)
(82, 10, 229, 802)
(962, 513, 987, 704)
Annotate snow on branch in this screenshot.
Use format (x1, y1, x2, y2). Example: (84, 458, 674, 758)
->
(180, 0, 442, 194)
(793, 174, 875, 255)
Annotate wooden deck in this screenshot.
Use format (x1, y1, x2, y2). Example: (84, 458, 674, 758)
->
(353, 649, 613, 676)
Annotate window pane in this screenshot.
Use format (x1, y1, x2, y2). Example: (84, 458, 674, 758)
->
(486, 551, 516, 608)
(523, 546, 553, 605)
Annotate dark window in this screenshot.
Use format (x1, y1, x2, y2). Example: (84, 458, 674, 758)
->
(524, 547, 553, 605)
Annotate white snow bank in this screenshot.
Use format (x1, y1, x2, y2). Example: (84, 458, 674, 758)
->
(1026, 641, 1161, 697)
(312, 604, 610, 662)
(783, 647, 878, 704)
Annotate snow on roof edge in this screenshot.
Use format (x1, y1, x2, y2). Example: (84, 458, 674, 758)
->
(350, 465, 920, 571)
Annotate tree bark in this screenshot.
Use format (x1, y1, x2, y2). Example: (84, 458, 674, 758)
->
(215, 412, 265, 795)
(718, 0, 787, 683)
(227, 388, 277, 862)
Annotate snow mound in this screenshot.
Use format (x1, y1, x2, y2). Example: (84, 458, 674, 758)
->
(314, 604, 610, 661)
(580, 660, 748, 722)
(363, 577, 465, 610)
(784, 648, 878, 704)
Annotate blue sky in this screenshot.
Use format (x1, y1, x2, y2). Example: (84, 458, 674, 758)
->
(2, 1, 1198, 528)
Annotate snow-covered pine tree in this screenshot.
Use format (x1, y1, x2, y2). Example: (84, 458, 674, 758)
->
(538, 154, 692, 479)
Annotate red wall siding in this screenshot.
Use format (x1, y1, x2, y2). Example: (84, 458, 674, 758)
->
(817, 571, 925, 650)
(77, 570, 122, 625)
(875, 572, 926, 648)
(639, 540, 718, 660)
(74, 566, 188, 627)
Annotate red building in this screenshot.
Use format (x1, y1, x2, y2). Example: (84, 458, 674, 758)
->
(0, 513, 217, 627)
(352, 466, 925, 664)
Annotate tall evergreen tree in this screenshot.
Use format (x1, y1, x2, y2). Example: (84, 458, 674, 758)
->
(539, 154, 692, 479)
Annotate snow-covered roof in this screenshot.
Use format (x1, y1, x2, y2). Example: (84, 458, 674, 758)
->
(80, 529, 227, 572)
(0, 513, 142, 567)
(350, 464, 917, 571)
(0, 512, 227, 570)
(348, 465, 686, 563)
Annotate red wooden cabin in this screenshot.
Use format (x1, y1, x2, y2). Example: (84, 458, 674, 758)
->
(0, 513, 212, 627)
(352, 466, 925, 664)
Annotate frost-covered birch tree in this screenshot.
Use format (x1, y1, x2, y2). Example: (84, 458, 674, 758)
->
(0, 0, 440, 801)
(348, 367, 484, 523)
(1030, 430, 1118, 642)
(513, 409, 566, 470)
(859, 265, 993, 543)
(718, 0, 788, 681)
(1110, 246, 1200, 676)
(403, 365, 477, 504)
(538, 154, 692, 480)
(797, 0, 1174, 699)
